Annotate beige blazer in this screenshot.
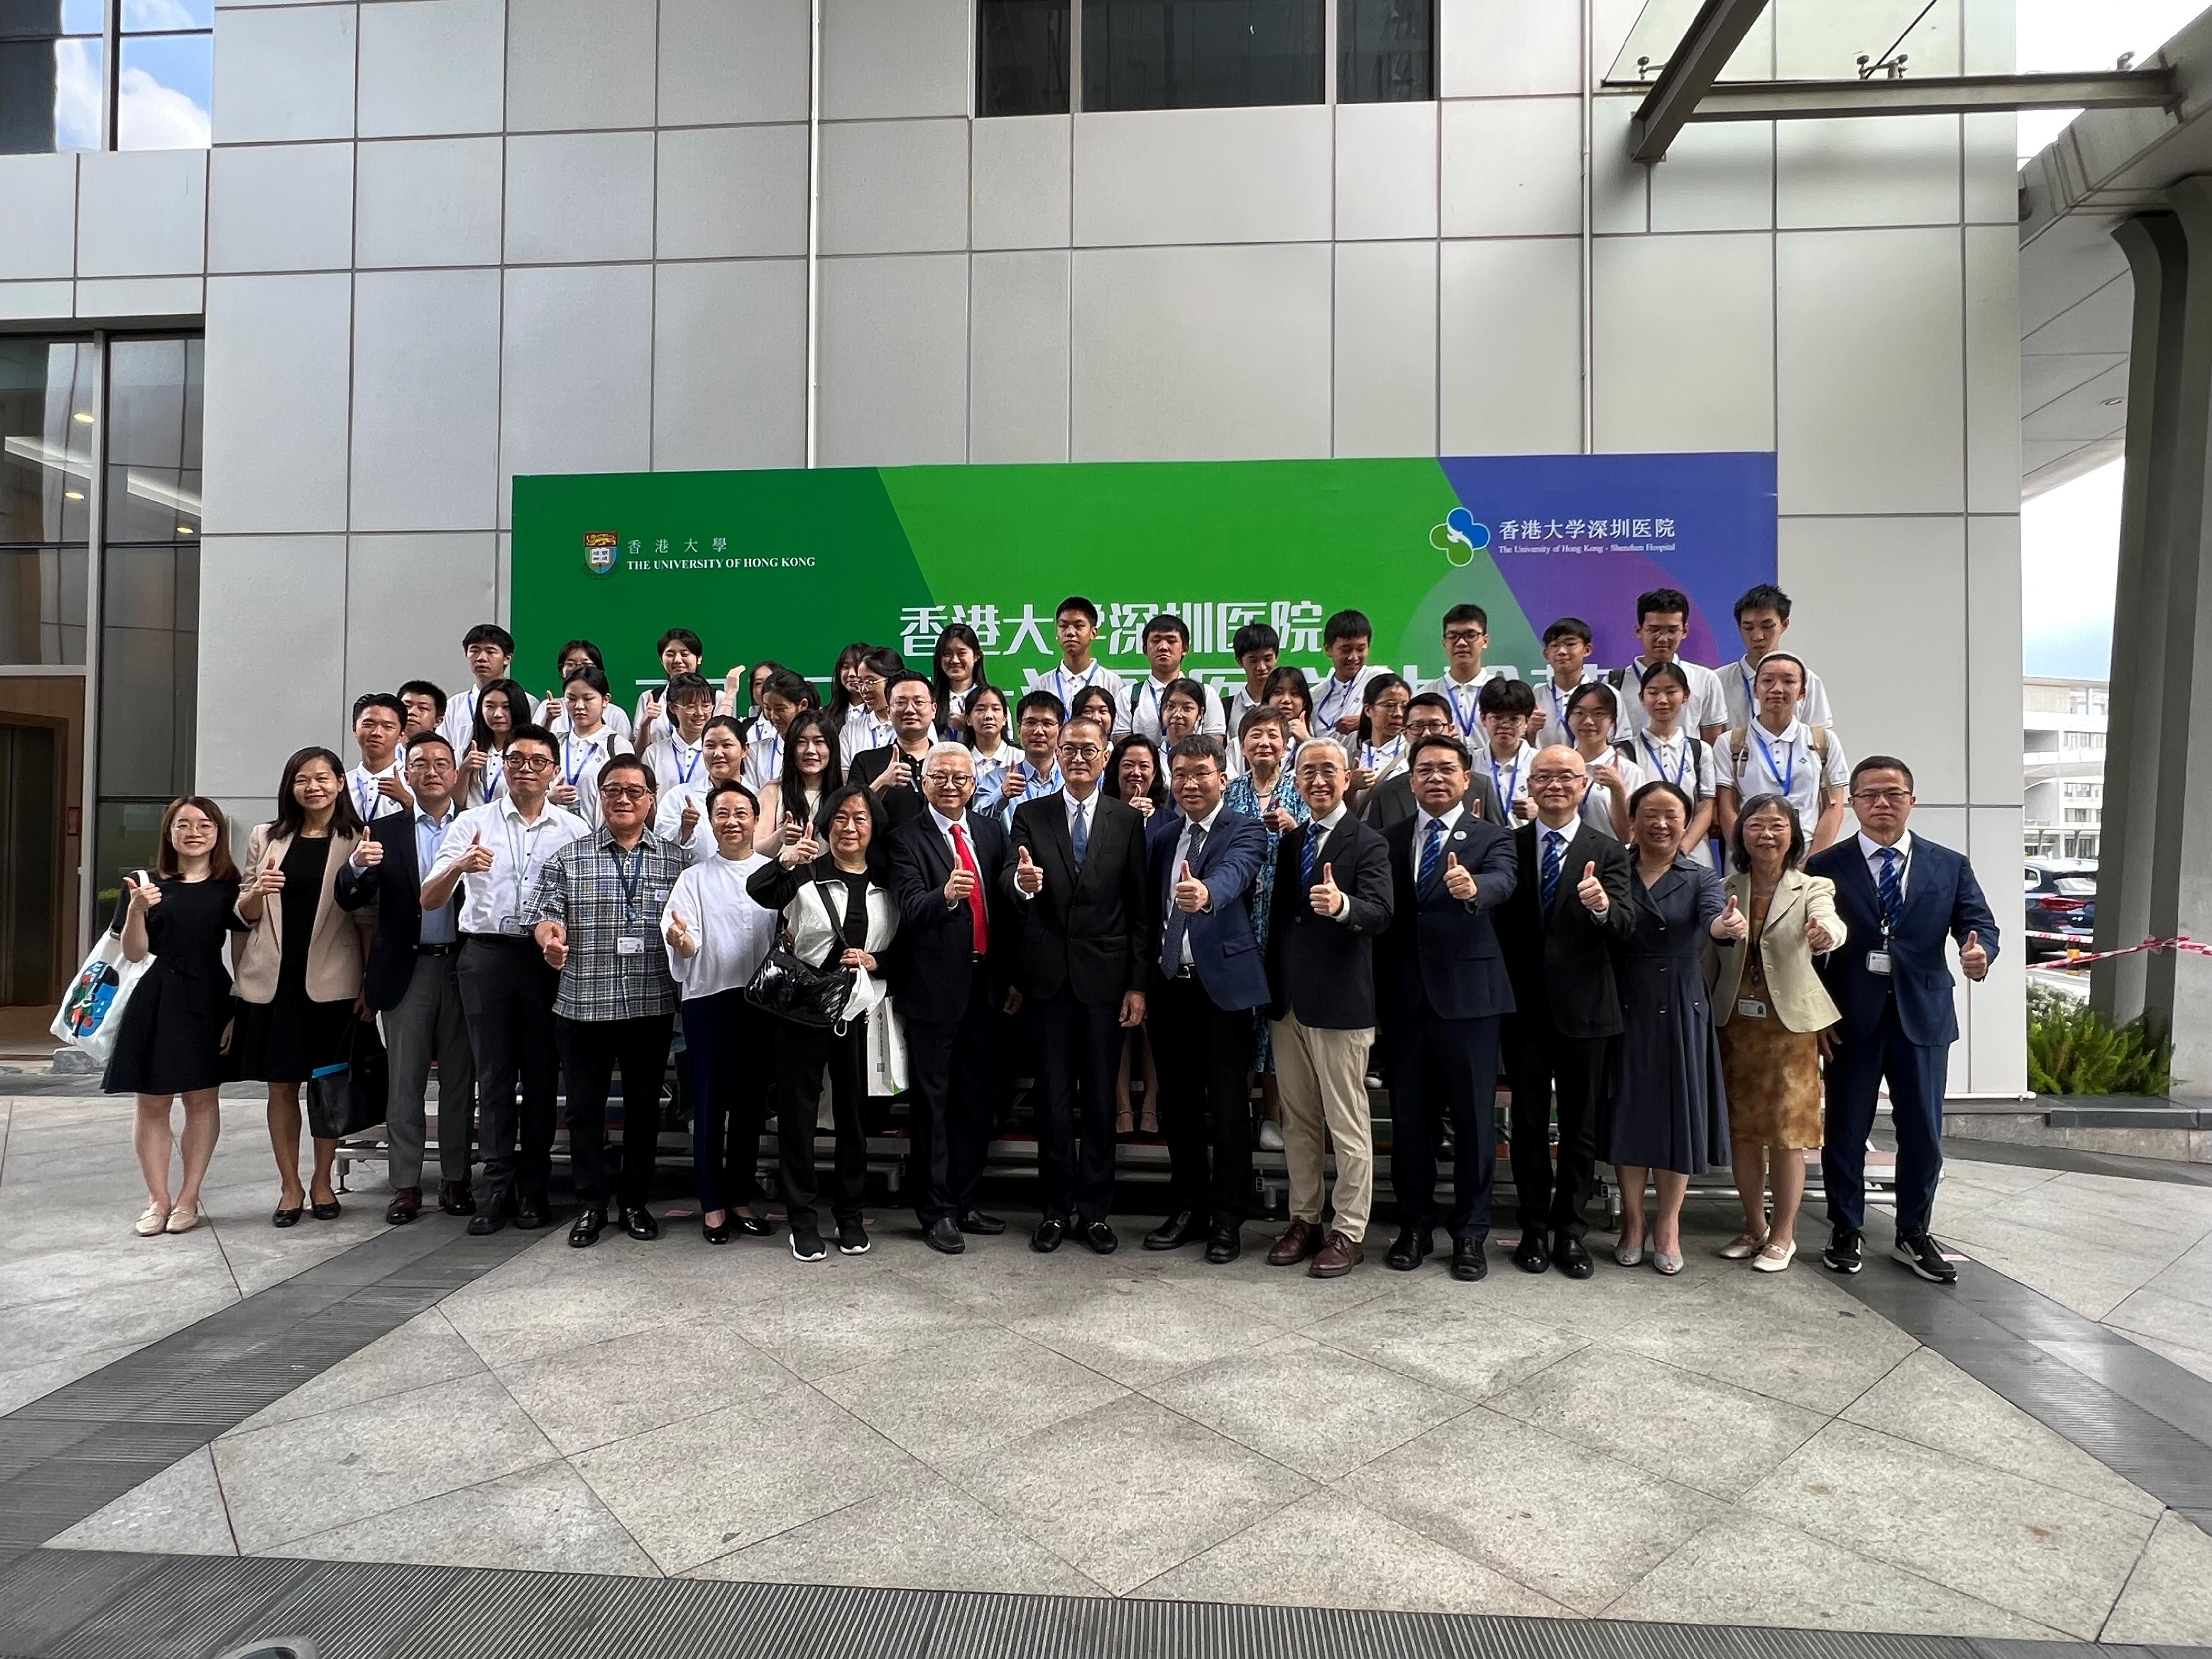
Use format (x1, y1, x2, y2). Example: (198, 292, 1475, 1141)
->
(232, 823, 370, 1005)
(1708, 868, 1845, 1033)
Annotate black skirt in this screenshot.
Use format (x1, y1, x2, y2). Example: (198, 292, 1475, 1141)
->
(101, 877, 243, 1098)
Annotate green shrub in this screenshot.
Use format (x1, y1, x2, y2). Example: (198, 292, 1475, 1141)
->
(2027, 985, 2172, 1096)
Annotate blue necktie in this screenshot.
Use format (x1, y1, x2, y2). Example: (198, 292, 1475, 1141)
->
(1877, 846, 1901, 931)
(1160, 822, 1208, 973)
(1071, 797, 1089, 870)
(1301, 827, 1319, 889)
(1418, 817, 1446, 893)
(1541, 829, 1564, 911)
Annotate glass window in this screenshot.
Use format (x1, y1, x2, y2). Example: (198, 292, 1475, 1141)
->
(1, 337, 93, 665)
(1083, 0, 1323, 112)
(103, 335, 200, 544)
(0, 0, 105, 153)
(0, 545, 89, 662)
(116, 0, 210, 149)
(979, 0, 1070, 116)
(1339, 0, 1432, 102)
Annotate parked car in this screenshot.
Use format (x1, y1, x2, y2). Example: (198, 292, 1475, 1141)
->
(2024, 859, 2098, 957)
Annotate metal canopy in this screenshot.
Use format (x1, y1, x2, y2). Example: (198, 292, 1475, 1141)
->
(1647, 68, 2180, 126)
(1627, 0, 1773, 164)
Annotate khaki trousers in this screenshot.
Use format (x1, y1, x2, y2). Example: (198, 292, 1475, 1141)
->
(1268, 1010, 1376, 1242)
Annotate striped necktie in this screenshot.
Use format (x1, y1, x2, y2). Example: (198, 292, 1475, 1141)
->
(1418, 817, 1445, 892)
(1301, 827, 1319, 888)
(1877, 846, 1901, 931)
(1541, 829, 1565, 910)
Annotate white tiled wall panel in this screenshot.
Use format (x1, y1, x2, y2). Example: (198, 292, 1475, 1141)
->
(660, 0, 811, 126)
(819, 119, 971, 256)
(357, 0, 506, 138)
(208, 144, 353, 273)
(0, 154, 77, 281)
(76, 276, 204, 317)
(0, 282, 74, 320)
(651, 259, 809, 471)
(816, 253, 971, 466)
(1335, 101, 1438, 243)
(973, 117, 1072, 252)
(971, 249, 1072, 465)
(195, 535, 349, 797)
(1967, 223, 2024, 515)
(1594, 232, 1774, 455)
(499, 264, 655, 515)
(1334, 240, 1437, 459)
(346, 533, 499, 698)
(202, 273, 353, 535)
(505, 0, 656, 132)
(351, 268, 503, 533)
(1966, 514, 2024, 806)
(1075, 106, 1333, 248)
(820, 0, 969, 119)
(77, 149, 206, 278)
(505, 132, 656, 265)
(355, 138, 504, 269)
(1439, 0, 1583, 97)
(1778, 116, 1962, 230)
(1438, 237, 1582, 455)
(655, 126, 810, 261)
(211, 4, 357, 144)
(1648, 121, 1774, 234)
(1440, 97, 1584, 239)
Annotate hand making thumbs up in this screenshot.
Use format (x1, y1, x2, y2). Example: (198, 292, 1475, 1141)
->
(1712, 891, 1750, 942)
(1575, 859, 1608, 914)
(665, 908, 697, 957)
(1441, 850, 1478, 901)
(1014, 844, 1043, 895)
(1959, 928, 1989, 981)
(1173, 858, 1209, 914)
(1308, 860, 1344, 917)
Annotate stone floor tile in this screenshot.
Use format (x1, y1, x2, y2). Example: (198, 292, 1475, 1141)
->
(1604, 1509, 2071, 1638)
(687, 1468, 1106, 1594)
(493, 1317, 792, 1455)
(2101, 1511, 2212, 1645)
(1144, 1333, 1471, 1481)
(1739, 1419, 2157, 1639)
(0, 1343, 139, 1415)
(2104, 1284, 2212, 1359)
(1487, 1346, 1827, 1501)
(213, 1370, 559, 1554)
(734, 1270, 989, 1381)
(878, 1225, 1145, 1312)
(1145, 1246, 1406, 1331)
(999, 1273, 1287, 1389)
(1338, 1405, 1726, 1614)
(1417, 1243, 1724, 1340)
(223, 1308, 486, 1438)
(1303, 1295, 1589, 1401)
(1937, 1209, 2182, 1322)
(263, 1458, 661, 1577)
(2143, 1232, 2212, 1310)
(0, 1271, 237, 1372)
(815, 1325, 1126, 1466)
(46, 1444, 239, 1556)
(1134, 1490, 1573, 1615)
(1938, 1158, 2069, 1198)
(438, 1252, 712, 1369)
(1839, 1347, 2164, 1519)
(0, 1226, 231, 1312)
(571, 1381, 922, 1575)
(2117, 1329, 2212, 1386)
(940, 1392, 1311, 1595)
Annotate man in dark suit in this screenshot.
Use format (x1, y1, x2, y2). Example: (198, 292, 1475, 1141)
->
(889, 741, 1011, 1255)
(1363, 692, 1501, 831)
(1806, 754, 1998, 1284)
(1004, 714, 1154, 1254)
(1142, 734, 1270, 1263)
(848, 671, 939, 834)
(1496, 745, 1635, 1280)
(1379, 733, 1519, 1281)
(1264, 742, 1393, 1277)
(333, 732, 475, 1224)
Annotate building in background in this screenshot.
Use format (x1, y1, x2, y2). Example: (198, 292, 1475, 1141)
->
(2024, 676, 2107, 861)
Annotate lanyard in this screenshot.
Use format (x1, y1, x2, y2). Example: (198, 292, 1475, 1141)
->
(1639, 731, 1690, 790)
(562, 734, 598, 788)
(504, 812, 533, 918)
(1142, 679, 1168, 731)
(1751, 726, 1797, 797)
(1739, 660, 1759, 716)
(1489, 748, 1524, 806)
(1445, 679, 1481, 738)
(1317, 675, 1360, 727)
(607, 841, 645, 922)
(1055, 663, 1095, 706)
(1545, 679, 1573, 731)
(670, 740, 703, 785)
(355, 772, 379, 817)
(1363, 736, 1405, 770)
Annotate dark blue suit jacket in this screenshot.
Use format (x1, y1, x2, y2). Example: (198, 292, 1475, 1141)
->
(1381, 807, 1519, 1021)
(1145, 804, 1271, 1011)
(1804, 834, 1999, 1048)
(886, 807, 1010, 1027)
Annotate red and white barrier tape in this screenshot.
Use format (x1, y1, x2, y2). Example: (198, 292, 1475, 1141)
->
(2029, 934, 2212, 967)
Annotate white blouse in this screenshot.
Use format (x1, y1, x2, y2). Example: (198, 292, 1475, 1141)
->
(661, 852, 779, 1000)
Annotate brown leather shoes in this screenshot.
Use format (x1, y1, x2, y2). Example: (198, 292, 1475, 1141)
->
(384, 1187, 421, 1225)
(1310, 1230, 1363, 1279)
(1266, 1218, 1322, 1266)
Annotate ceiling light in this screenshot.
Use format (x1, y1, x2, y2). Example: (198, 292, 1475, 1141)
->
(72, 411, 93, 425)
(64, 489, 84, 500)
(2100, 396, 2124, 406)
(176, 525, 196, 535)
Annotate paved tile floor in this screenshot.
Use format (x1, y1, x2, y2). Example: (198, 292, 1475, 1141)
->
(7, 1093, 2212, 1645)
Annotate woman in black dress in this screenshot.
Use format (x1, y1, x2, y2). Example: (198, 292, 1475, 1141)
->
(232, 747, 369, 1227)
(104, 796, 244, 1237)
(1605, 780, 1737, 1276)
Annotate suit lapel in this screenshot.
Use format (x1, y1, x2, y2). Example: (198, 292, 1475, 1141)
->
(1037, 799, 1077, 905)
(1765, 869, 1807, 930)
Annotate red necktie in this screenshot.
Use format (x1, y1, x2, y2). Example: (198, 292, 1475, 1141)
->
(950, 821, 988, 955)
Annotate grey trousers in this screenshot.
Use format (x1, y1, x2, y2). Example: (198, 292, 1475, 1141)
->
(384, 952, 476, 1190)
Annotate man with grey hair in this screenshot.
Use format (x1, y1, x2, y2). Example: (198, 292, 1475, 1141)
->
(888, 737, 1010, 1253)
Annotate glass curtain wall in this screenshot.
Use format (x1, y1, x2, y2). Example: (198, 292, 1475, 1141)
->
(0, 338, 95, 666)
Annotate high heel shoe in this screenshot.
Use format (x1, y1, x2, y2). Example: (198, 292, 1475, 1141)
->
(1653, 1246, 1684, 1276)
(731, 1211, 775, 1237)
(702, 1213, 733, 1245)
(1614, 1241, 1646, 1267)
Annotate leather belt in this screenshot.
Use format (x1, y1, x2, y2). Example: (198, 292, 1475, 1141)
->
(415, 942, 460, 957)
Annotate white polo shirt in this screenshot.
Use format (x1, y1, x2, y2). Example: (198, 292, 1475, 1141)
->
(1528, 666, 1605, 749)
(1028, 661, 1131, 735)
(1715, 719, 1850, 842)
(1723, 654, 1836, 733)
(1613, 656, 1729, 739)
(1312, 664, 1384, 734)
(1126, 673, 1227, 741)
(346, 760, 407, 823)
(1421, 666, 1513, 743)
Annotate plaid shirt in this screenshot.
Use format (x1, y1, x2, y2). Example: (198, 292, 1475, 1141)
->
(523, 827, 687, 1021)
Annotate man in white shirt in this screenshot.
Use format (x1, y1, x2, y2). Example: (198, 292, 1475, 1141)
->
(1421, 603, 1512, 743)
(423, 722, 588, 1235)
(1714, 653, 1849, 854)
(1312, 608, 1382, 737)
(1126, 614, 1227, 739)
(1528, 617, 1603, 748)
(438, 623, 539, 757)
(1610, 587, 1728, 743)
(348, 693, 411, 822)
(1027, 595, 1130, 737)
(1723, 583, 1835, 732)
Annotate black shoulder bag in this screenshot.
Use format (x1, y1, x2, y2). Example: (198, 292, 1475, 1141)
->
(744, 880, 857, 1030)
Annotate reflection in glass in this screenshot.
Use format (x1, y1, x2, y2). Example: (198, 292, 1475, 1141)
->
(1339, 0, 1432, 102)
(979, 0, 1070, 116)
(1084, 0, 1323, 111)
(0, 338, 95, 546)
(121, 0, 213, 28)
(94, 799, 167, 919)
(0, 7, 104, 153)
(105, 338, 201, 542)
(0, 545, 88, 664)
(117, 29, 210, 149)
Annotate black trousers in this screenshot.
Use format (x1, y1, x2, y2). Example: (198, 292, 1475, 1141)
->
(556, 1012, 674, 1211)
(455, 936, 560, 1210)
(1503, 1013, 1608, 1241)
(1387, 998, 1501, 1242)
(774, 1017, 868, 1233)
(904, 971, 997, 1225)
(681, 988, 771, 1214)
(1149, 972, 1255, 1224)
(1029, 987, 1120, 1224)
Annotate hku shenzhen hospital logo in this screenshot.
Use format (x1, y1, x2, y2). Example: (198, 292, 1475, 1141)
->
(585, 531, 619, 576)
(1428, 508, 1490, 568)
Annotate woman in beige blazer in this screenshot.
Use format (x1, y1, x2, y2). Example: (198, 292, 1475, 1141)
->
(1707, 791, 1845, 1272)
(232, 745, 371, 1227)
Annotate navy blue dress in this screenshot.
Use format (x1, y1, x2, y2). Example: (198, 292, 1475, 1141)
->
(1604, 855, 1731, 1175)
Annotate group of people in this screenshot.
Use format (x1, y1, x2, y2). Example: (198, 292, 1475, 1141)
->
(102, 583, 1999, 1285)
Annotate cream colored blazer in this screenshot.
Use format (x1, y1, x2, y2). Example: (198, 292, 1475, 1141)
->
(232, 823, 370, 1005)
(1708, 868, 1845, 1034)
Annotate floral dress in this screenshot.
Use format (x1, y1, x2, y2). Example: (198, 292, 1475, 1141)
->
(1224, 766, 1311, 1072)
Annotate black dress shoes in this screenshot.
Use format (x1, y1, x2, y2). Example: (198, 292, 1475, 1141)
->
(1083, 1221, 1118, 1255)
(1204, 1222, 1241, 1264)
(384, 1188, 421, 1225)
(957, 1209, 1006, 1235)
(270, 1206, 302, 1229)
(1030, 1217, 1065, 1253)
(465, 1202, 507, 1237)
(569, 1207, 606, 1248)
(1450, 1236, 1489, 1282)
(732, 1211, 775, 1237)
(925, 1216, 966, 1254)
(1512, 1233, 1548, 1274)
(513, 1193, 550, 1230)
(1552, 1233, 1593, 1280)
(438, 1181, 476, 1217)
(621, 1207, 659, 1241)
(1144, 1210, 1206, 1251)
(309, 1198, 342, 1221)
(702, 1214, 733, 1244)
(1384, 1226, 1431, 1271)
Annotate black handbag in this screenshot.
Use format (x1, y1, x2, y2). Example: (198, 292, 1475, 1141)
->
(744, 883, 856, 1030)
(306, 1016, 388, 1139)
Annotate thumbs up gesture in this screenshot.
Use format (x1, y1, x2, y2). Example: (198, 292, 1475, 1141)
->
(351, 834, 386, 870)
(1014, 843, 1044, 895)
(1575, 859, 1608, 914)
(536, 919, 568, 969)
(1174, 858, 1209, 914)
(665, 908, 697, 957)
(1308, 860, 1344, 917)
(1959, 928, 1989, 981)
(1712, 892, 1750, 942)
(943, 863, 977, 905)
(1805, 912, 1837, 953)
(458, 829, 495, 874)
(252, 853, 287, 898)
(1441, 849, 1478, 901)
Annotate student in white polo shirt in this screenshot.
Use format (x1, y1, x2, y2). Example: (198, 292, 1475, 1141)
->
(1028, 596, 1130, 736)
(1127, 613, 1227, 740)
(439, 623, 541, 757)
(740, 667, 815, 795)
(1723, 583, 1835, 733)
(347, 693, 410, 822)
(1421, 603, 1511, 744)
(549, 667, 634, 830)
(1609, 587, 1728, 744)
(1313, 609, 1382, 737)
(1529, 617, 1603, 748)
(1715, 651, 1848, 855)
(642, 672, 716, 810)
(1623, 660, 1717, 856)
(545, 640, 634, 743)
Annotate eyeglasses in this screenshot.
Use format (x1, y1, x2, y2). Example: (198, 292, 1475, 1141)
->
(505, 754, 555, 772)
(408, 757, 456, 773)
(1528, 770, 1585, 786)
(1853, 789, 1912, 805)
(1443, 628, 1486, 645)
(1060, 743, 1104, 759)
(599, 784, 653, 802)
(921, 771, 971, 786)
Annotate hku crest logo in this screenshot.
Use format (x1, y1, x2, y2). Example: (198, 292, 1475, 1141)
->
(584, 531, 619, 576)
(1428, 507, 1489, 568)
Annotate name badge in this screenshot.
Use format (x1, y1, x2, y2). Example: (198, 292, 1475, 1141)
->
(498, 913, 518, 934)
(617, 936, 646, 956)
(1866, 950, 1893, 977)
(1736, 997, 1768, 1020)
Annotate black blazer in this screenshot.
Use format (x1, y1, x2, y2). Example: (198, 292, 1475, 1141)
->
(1380, 808, 1518, 1022)
(1001, 790, 1154, 1007)
(1495, 818, 1636, 1039)
(333, 809, 447, 1011)
(887, 808, 1009, 1025)
(1364, 768, 1502, 833)
(1265, 813, 1394, 1030)
(847, 743, 931, 834)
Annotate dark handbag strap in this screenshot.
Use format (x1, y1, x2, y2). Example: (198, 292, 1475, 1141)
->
(809, 878, 848, 969)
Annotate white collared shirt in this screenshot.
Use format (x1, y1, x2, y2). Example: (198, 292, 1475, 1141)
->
(1528, 666, 1604, 748)
(1483, 742, 1538, 815)
(1725, 655, 1835, 733)
(1580, 746, 1643, 838)
(1615, 656, 1728, 738)
(547, 700, 634, 743)
(1313, 664, 1383, 733)
(1030, 661, 1130, 735)
(742, 726, 785, 794)
(555, 726, 632, 828)
(1168, 799, 1226, 965)
(643, 732, 710, 799)
(347, 759, 406, 822)
(1715, 718, 1850, 836)
(1421, 666, 1511, 742)
(434, 794, 589, 936)
(1860, 829, 1915, 904)
(651, 780, 738, 865)
(662, 849, 776, 999)
(839, 708, 895, 766)
(1128, 673, 1227, 741)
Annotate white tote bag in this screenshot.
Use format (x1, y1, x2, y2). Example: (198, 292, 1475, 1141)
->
(864, 997, 910, 1097)
(51, 874, 155, 1065)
